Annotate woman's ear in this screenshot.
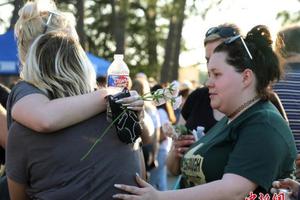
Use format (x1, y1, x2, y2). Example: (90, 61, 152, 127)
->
(242, 68, 254, 88)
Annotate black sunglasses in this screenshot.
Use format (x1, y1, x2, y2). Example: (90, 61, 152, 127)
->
(224, 35, 253, 60)
(205, 26, 237, 38)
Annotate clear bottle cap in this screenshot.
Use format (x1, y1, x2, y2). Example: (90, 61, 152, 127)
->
(114, 54, 124, 59)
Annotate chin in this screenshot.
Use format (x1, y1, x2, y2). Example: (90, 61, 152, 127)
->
(210, 102, 218, 109)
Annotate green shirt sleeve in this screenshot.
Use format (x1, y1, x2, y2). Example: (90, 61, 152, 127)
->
(224, 113, 296, 191)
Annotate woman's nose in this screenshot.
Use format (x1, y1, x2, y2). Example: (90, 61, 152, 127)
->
(205, 78, 213, 88)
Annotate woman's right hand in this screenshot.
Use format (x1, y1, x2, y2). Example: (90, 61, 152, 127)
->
(172, 135, 196, 158)
(271, 178, 300, 200)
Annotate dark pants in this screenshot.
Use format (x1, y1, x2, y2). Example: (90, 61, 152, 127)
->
(0, 176, 10, 200)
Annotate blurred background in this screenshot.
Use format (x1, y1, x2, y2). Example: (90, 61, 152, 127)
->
(0, 0, 300, 88)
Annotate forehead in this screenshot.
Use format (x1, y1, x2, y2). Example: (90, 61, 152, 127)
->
(207, 52, 228, 70)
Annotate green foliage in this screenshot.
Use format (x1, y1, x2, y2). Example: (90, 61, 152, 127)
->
(50, 0, 215, 80)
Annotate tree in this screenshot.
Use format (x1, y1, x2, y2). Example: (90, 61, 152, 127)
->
(113, 0, 129, 54)
(76, 0, 86, 48)
(160, 0, 186, 83)
(9, 0, 23, 30)
(4, 0, 222, 82)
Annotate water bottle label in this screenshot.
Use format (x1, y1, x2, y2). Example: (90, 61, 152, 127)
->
(107, 75, 129, 88)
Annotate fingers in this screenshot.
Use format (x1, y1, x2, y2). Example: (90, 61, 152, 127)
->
(113, 193, 139, 199)
(115, 92, 144, 111)
(116, 95, 141, 104)
(270, 188, 278, 194)
(114, 184, 143, 195)
(173, 138, 195, 148)
(135, 173, 152, 188)
(272, 181, 281, 188)
(176, 147, 189, 154)
(272, 178, 299, 191)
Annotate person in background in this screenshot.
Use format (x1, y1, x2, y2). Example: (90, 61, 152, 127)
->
(112, 25, 297, 200)
(0, 84, 10, 199)
(131, 78, 161, 179)
(148, 84, 174, 191)
(174, 80, 193, 124)
(6, 31, 144, 200)
(0, 84, 10, 164)
(273, 25, 300, 179)
(96, 75, 107, 88)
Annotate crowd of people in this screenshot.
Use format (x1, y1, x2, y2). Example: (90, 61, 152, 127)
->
(1, 0, 300, 199)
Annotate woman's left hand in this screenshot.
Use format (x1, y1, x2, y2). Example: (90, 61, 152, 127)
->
(113, 174, 161, 200)
(116, 90, 144, 111)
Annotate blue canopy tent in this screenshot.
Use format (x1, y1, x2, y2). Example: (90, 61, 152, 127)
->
(0, 30, 19, 75)
(0, 30, 110, 76)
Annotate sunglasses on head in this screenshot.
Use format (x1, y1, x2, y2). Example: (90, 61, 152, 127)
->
(205, 26, 237, 38)
(43, 11, 60, 34)
(224, 35, 253, 60)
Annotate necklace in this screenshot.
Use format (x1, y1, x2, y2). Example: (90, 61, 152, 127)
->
(228, 96, 259, 119)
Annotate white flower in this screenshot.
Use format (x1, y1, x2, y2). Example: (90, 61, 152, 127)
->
(153, 97, 167, 107)
(141, 81, 181, 110)
(172, 95, 182, 110)
(163, 88, 174, 99)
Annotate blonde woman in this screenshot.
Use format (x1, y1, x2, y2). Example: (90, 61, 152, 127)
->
(9, 0, 141, 133)
(6, 31, 143, 200)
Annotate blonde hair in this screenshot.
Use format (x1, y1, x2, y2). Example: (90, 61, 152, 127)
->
(15, 0, 78, 65)
(23, 31, 96, 99)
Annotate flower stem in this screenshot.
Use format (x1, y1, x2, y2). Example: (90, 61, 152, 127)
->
(80, 109, 127, 161)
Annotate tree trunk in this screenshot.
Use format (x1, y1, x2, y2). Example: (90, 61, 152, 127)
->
(146, 0, 158, 77)
(160, 0, 186, 83)
(113, 0, 128, 54)
(170, 0, 186, 81)
(9, 0, 24, 30)
(76, 0, 85, 49)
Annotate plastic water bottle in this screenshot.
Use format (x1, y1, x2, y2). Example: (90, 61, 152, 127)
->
(106, 54, 130, 122)
(107, 54, 130, 88)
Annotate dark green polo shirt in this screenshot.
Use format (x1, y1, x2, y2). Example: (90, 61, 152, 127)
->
(181, 100, 297, 194)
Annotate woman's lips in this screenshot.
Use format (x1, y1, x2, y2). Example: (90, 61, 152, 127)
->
(209, 92, 217, 98)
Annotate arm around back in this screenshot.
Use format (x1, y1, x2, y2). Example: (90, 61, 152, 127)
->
(11, 89, 109, 132)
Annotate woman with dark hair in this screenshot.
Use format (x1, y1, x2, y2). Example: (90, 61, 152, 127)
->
(112, 25, 297, 200)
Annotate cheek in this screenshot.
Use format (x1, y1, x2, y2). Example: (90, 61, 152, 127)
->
(214, 77, 239, 102)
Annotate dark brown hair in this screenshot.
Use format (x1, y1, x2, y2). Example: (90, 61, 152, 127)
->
(214, 25, 281, 100)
